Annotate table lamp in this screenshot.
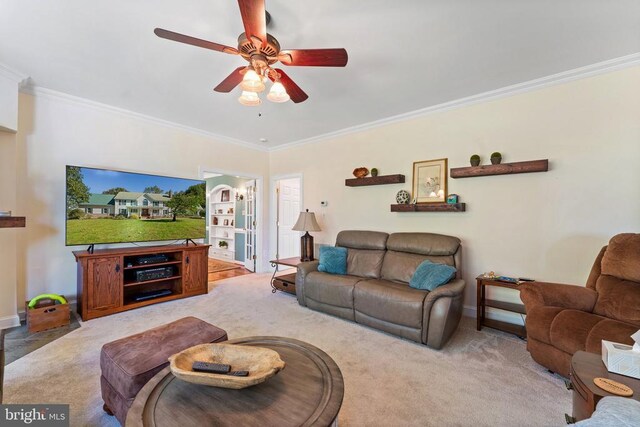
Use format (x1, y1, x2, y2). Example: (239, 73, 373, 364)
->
(292, 209, 321, 261)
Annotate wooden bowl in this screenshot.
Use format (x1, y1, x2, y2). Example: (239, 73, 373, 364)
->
(352, 167, 369, 178)
(168, 343, 285, 389)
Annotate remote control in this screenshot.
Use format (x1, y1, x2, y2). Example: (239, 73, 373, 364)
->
(518, 277, 535, 282)
(227, 371, 249, 377)
(192, 361, 231, 374)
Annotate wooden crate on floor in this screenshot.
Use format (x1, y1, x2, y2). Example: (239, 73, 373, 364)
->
(25, 297, 70, 333)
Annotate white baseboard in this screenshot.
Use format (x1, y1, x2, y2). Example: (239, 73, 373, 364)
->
(0, 314, 20, 330)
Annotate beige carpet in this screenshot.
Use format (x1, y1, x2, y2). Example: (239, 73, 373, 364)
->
(4, 274, 570, 426)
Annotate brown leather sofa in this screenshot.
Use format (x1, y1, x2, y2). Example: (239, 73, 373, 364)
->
(520, 233, 640, 377)
(296, 230, 465, 349)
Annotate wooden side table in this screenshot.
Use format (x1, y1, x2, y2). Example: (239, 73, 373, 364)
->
(269, 257, 306, 295)
(568, 351, 640, 423)
(476, 276, 527, 338)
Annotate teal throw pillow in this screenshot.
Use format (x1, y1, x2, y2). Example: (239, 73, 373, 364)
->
(409, 260, 456, 291)
(318, 246, 347, 275)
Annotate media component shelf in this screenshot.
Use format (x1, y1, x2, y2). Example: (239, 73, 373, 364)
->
(74, 244, 210, 320)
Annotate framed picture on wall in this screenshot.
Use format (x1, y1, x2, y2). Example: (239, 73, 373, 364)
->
(221, 190, 230, 202)
(412, 158, 448, 203)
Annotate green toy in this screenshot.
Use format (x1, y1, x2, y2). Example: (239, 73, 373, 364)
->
(28, 294, 67, 309)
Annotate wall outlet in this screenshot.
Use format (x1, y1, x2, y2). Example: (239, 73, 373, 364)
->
(320, 201, 328, 207)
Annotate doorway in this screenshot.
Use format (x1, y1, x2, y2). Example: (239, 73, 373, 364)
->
(203, 172, 261, 279)
(275, 177, 301, 260)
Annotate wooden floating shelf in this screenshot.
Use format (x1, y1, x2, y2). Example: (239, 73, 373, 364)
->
(450, 159, 549, 179)
(345, 174, 405, 187)
(0, 216, 26, 228)
(390, 203, 466, 212)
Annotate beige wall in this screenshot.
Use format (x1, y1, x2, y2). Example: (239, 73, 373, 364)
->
(0, 70, 20, 327)
(269, 66, 640, 319)
(15, 91, 270, 307)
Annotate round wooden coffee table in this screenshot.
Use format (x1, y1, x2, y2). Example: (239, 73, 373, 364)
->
(126, 336, 344, 427)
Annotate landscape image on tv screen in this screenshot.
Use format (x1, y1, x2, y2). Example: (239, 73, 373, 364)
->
(66, 166, 206, 246)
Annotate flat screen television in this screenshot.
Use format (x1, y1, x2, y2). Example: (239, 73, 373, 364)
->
(65, 166, 206, 246)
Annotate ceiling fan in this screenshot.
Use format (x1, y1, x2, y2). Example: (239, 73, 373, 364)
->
(154, 0, 348, 105)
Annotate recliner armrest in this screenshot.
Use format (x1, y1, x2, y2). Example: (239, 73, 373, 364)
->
(422, 279, 466, 349)
(519, 282, 597, 312)
(295, 261, 319, 306)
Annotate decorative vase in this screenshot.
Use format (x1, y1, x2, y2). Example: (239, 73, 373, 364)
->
(371, 168, 379, 177)
(396, 190, 410, 204)
(470, 155, 480, 167)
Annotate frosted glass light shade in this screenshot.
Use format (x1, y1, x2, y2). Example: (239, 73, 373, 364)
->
(238, 91, 261, 106)
(241, 69, 265, 92)
(267, 82, 290, 103)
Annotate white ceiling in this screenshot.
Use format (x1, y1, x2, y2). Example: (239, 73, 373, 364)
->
(1, 0, 639, 148)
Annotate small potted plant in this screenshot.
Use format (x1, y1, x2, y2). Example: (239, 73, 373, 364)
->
(470, 155, 480, 167)
(371, 168, 379, 177)
(490, 152, 502, 165)
(218, 240, 228, 249)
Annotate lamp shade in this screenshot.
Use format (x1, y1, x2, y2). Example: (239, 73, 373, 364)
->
(292, 209, 321, 232)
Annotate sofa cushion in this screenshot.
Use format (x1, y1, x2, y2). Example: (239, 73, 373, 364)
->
(585, 318, 637, 353)
(354, 279, 427, 328)
(523, 306, 564, 345)
(549, 310, 605, 355)
(305, 272, 362, 308)
(593, 274, 640, 327)
(386, 232, 460, 256)
(409, 260, 456, 291)
(601, 233, 640, 283)
(381, 251, 455, 284)
(336, 230, 389, 250)
(318, 246, 347, 275)
(346, 248, 385, 279)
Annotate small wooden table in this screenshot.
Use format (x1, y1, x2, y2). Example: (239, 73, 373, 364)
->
(126, 336, 344, 427)
(569, 351, 640, 422)
(269, 257, 306, 294)
(476, 276, 527, 338)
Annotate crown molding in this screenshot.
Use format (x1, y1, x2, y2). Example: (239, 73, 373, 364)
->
(19, 85, 269, 152)
(270, 52, 640, 152)
(0, 63, 29, 85)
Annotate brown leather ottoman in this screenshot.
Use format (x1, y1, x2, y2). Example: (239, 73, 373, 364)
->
(100, 316, 228, 425)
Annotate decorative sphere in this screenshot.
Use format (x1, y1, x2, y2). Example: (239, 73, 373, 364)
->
(396, 190, 410, 204)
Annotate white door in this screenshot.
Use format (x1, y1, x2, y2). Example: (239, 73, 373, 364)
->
(277, 178, 301, 260)
(244, 180, 256, 271)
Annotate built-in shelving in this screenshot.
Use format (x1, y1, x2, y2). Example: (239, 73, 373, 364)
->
(345, 174, 405, 187)
(390, 203, 466, 212)
(0, 216, 26, 228)
(450, 159, 548, 178)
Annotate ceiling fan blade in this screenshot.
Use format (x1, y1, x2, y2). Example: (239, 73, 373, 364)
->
(214, 67, 246, 93)
(272, 69, 308, 103)
(237, 0, 267, 46)
(154, 28, 239, 55)
(278, 49, 348, 67)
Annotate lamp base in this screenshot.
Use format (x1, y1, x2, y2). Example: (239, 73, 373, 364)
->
(300, 232, 314, 262)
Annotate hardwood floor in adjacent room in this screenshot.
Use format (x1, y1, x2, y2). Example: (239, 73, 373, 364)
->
(207, 258, 253, 282)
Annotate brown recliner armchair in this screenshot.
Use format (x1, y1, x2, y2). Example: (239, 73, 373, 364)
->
(520, 233, 640, 377)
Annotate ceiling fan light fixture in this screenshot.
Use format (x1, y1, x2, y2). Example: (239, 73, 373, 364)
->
(240, 69, 265, 92)
(238, 90, 261, 106)
(267, 81, 290, 103)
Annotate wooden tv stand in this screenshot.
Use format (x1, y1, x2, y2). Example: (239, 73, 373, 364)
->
(74, 244, 210, 321)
